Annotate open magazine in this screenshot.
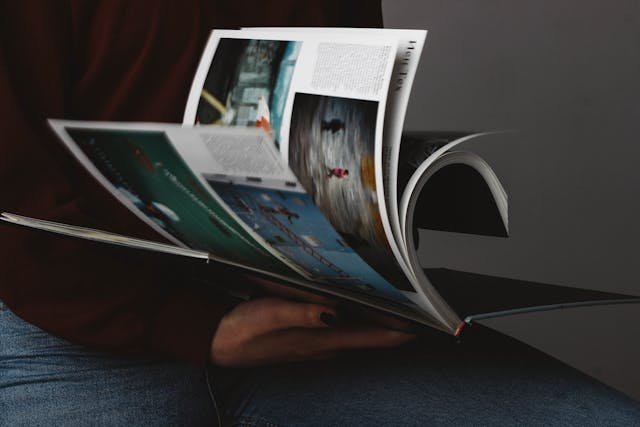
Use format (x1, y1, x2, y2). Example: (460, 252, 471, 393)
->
(2, 28, 514, 336)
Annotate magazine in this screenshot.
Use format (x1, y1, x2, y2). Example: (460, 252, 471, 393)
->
(1, 28, 510, 335)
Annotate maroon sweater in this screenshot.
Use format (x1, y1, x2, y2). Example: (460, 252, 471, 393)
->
(0, 1, 382, 366)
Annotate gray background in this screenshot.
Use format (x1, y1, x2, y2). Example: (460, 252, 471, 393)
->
(382, 0, 640, 399)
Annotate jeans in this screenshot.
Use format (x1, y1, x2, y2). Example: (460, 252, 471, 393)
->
(1, 300, 639, 426)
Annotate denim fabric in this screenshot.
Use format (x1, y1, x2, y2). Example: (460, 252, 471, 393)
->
(0, 301, 218, 426)
(212, 340, 640, 427)
(2, 300, 640, 427)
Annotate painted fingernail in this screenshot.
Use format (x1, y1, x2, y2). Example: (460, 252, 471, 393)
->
(320, 312, 337, 327)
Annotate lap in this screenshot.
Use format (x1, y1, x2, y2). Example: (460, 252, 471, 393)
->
(212, 335, 640, 427)
(0, 301, 218, 427)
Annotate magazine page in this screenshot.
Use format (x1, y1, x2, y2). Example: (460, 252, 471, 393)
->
(397, 132, 470, 197)
(182, 29, 452, 324)
(399, 148, 509, 332)
(0, 212, 211, 260)
(48, 120, 298, 277)
(243, 27, 428, 261)
(401, 149, 508, 245)
(48, 120, 417, 308)
(398, 132, 505, 258)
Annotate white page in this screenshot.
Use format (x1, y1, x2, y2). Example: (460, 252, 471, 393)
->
(244, 27, 428, 262)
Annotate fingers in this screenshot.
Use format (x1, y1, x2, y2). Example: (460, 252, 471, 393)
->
(212, 298, 339, 366)
(328, 327, 415, 349)
(247, 298, 338, 334)
(232, 327, 415, 367)
(211, 297, 417, 367)
(281, 327, 415, 354)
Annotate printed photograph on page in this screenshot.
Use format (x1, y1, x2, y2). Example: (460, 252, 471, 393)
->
(288, 93, 414, 291)
(194, 38, 301, 148)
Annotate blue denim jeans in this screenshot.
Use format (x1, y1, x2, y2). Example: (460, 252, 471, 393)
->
(2, 300, 639, 426)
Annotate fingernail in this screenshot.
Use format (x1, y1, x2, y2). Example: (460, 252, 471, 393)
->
(320, 312, 337, 327)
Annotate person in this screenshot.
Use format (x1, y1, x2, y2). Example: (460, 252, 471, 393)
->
(1, 2, 639, 426)
(321, 118, 346, 134)
(327, 167, 350, 179)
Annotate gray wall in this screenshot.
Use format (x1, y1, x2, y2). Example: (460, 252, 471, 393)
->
(382, 0, 640, 400)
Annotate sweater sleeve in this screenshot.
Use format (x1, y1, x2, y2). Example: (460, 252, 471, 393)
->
(0, 1, 237, 367)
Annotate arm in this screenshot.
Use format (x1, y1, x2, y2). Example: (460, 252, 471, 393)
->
(0, 1, 236, 366)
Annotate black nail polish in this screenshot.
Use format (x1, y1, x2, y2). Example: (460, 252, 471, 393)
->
(320, 312, 337, 327)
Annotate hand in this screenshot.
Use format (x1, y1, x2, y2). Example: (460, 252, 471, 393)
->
(210, 297, 415, 367)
